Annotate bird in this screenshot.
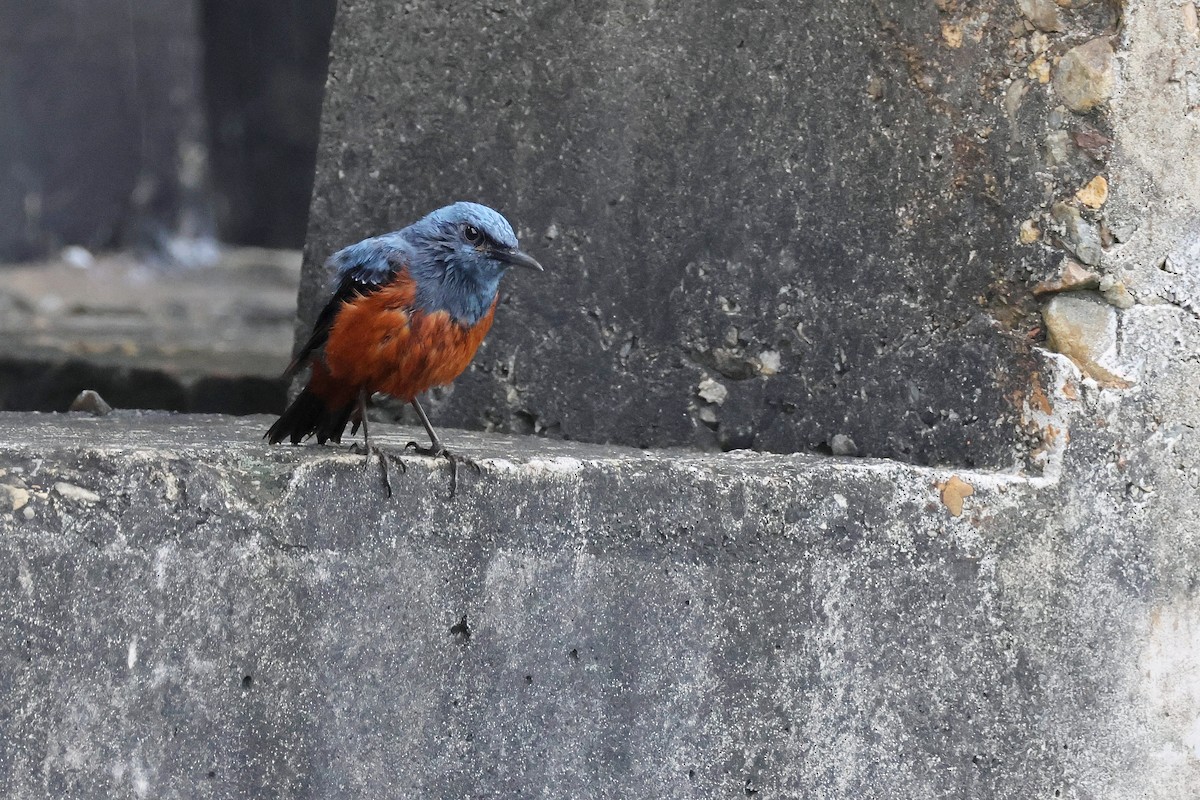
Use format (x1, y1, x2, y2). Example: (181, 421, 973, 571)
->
(265, 201, 543, 492)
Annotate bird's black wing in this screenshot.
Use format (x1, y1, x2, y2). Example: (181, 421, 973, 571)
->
(283, 244, 401, 377)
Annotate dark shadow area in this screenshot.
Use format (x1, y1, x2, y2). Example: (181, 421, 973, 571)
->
(0, 359, 285, 416)
(200, 0, 338, 248)
(0, 0, 336, 259)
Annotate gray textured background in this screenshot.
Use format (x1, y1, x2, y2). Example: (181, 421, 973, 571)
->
(0, 0, 335, 261)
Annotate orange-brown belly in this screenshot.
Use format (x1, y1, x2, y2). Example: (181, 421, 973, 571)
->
(323, 284, 496, 402)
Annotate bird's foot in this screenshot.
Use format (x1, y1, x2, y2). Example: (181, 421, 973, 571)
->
(404, 440, 444, 457)
(349, 442, 405, 498)
(405, 442, 481, 498)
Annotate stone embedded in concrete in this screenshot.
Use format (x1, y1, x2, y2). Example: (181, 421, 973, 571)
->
(1097, 275, 1134, 309)
(1020, 218, 1042, 244)
(1045, 130, 1072, 165)
(1185, 2, 1200, 36)
(1041, 291, 1129, 387)
(0, 482, 29, 511)
(1028, 54, 1052, 84)
(830, 433, 859, 456)
(1018, 0, 1064, 32)
(301, 0, 1054, 468)
(67, 391, 114, 417)
(1032, 258, 1102, 295)
(1051, 202, 1104, 266)
(0, 0, 209, 261)
(936, 474, 975, 516)
(1053, 38, 1116, 113)
(1076, 175, 1110, 209)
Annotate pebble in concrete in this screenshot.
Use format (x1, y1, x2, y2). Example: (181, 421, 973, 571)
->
(1, 484, 30, 511)
(68, 390, 114, 416)
(1018, 0, 1064, 32)
(1052, 202, 1104, 266)
(52, 482, 101, 505)
(1054, 39, 1116, 113)
(1076, 176, 1109, 209)
(1042, 292, 1130, 387)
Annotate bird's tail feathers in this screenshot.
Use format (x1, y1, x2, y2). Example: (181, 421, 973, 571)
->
(265, 364, 357, 445)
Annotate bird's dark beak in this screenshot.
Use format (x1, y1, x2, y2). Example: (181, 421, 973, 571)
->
(496, 247, 544, 271)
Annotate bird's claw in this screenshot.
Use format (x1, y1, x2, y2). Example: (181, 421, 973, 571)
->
(441, 450, 483, 499)
(403, 443, 481, 498)
(378, 450, 394, 498)
(405, 440, 444, 457)
(350, 442, 404, 498)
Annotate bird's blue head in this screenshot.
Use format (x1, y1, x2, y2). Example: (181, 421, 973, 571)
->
(403, 201, 543, 326)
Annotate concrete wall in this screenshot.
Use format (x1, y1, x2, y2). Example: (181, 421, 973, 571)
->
(200, 0, 336, 248)
(0, 371, 1198, 798)
(298, 0, 1123, 466)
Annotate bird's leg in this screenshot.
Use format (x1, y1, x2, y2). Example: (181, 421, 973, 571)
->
(348, 389, 372, 460)
(406, 396, 444, 455)
(405, 397, 481, 498)
(351, 388, 397, 497)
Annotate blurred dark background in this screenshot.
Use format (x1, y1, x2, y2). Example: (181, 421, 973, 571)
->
(0, 0, 337, 413)
(0, 0, 336, 258)
(201, 0, 337, 249)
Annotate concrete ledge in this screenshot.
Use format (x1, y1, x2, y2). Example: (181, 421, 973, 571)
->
(0, 411, 1185, 797)
(0, 250, 299, 415)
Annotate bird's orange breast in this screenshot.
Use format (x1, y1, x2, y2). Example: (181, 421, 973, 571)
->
(322, 273, 497, 402)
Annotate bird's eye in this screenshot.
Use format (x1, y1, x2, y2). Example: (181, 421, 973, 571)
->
(463, 224, 482, 244)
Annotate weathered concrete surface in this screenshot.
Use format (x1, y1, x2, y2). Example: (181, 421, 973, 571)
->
(0, 0, 210, 260)
(2, 361, 1200, 799)
(302, 0, 1099, 466)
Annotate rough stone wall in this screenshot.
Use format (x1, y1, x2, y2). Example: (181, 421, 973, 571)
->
(1110, 3, 1200, 325)
(301, 0, 1079, 467)
(0, 0, 209, 260)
